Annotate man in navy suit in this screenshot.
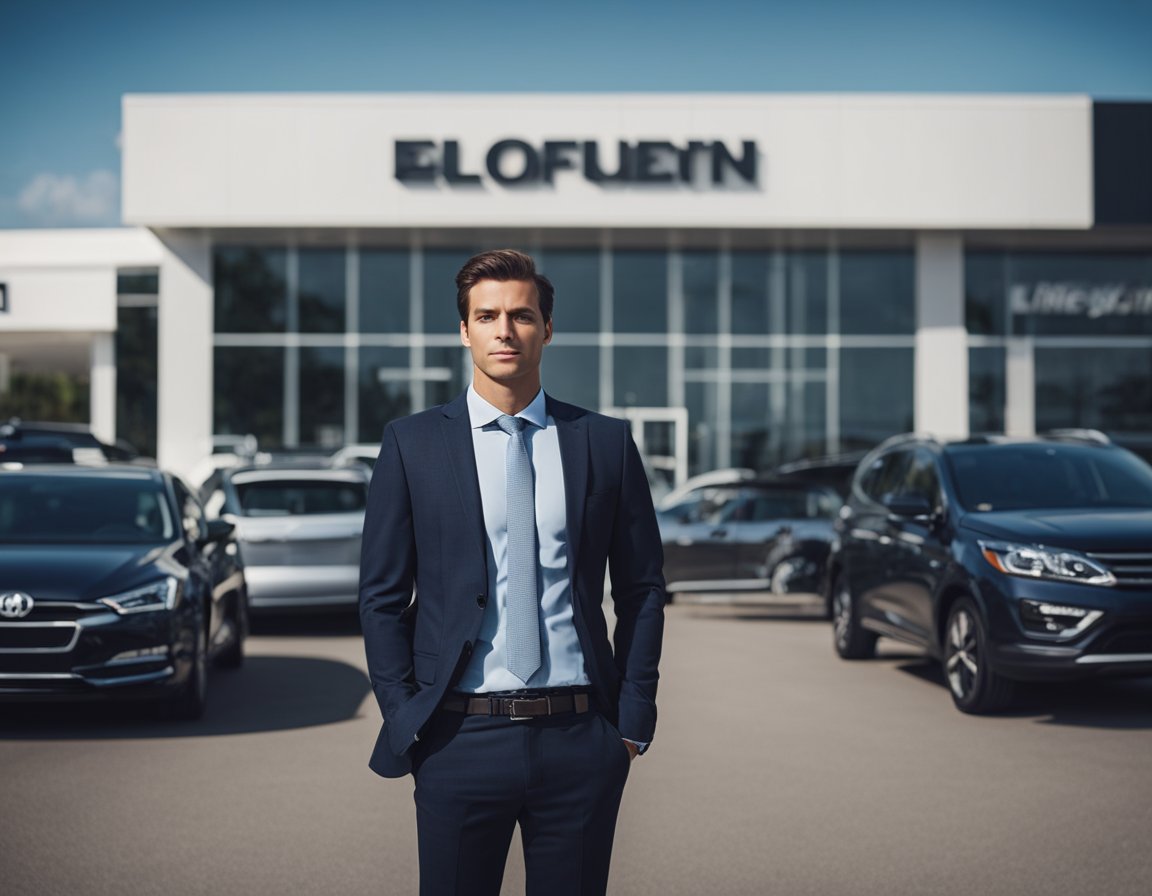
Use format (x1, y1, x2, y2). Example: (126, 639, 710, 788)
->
(359, 248, 666, 896)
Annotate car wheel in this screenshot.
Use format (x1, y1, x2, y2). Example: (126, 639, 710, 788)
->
(169, 624, 208, 721)
(944, 597, 1014, 714)
(832, 575, 877, 659)
(215, 597, 246, 670)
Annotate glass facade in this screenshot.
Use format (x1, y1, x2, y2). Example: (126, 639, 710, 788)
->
(212, 239, 918, 471)
(966, 249, 1152, 440)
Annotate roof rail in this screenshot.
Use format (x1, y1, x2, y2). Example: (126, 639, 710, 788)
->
(1041, 428, 1112, 445)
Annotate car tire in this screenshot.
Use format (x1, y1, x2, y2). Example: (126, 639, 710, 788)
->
(944, 597, 1015, 714)
(215, 597, 246, 670)
(168, 624, 208, 721)
(832, 575, 877, 659)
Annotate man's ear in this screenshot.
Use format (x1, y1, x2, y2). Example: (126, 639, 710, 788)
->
(460, 320, 471, 347)
(543, 320, 553, 345)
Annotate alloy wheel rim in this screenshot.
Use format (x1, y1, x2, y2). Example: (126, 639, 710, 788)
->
(946, 608, 979, 700)
(833, 585, 851, 648)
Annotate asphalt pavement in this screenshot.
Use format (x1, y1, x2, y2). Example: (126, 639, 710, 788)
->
(2, 598, 1151, 896)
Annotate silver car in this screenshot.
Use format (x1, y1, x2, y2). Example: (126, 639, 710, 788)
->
(206, 464, 368, 611)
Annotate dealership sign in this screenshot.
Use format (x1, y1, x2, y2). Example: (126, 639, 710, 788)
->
(1010, 282, 1152, 318)
(394, 138, 758, 187)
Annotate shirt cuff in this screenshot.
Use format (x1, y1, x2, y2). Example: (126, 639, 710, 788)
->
(623, 738, 650, 755)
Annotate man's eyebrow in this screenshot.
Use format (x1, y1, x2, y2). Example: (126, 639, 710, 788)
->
(471, 305, 538, 317)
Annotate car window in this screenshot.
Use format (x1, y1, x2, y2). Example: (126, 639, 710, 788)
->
(859, 449, 912, 503)
(718, 488, 820, 522)
(946, 444, 1152, 511)
(173, 479, 207, 542)
(0, 475, 174, 543)
(902, 449, 942, 510)
(235, 480, 368, 516)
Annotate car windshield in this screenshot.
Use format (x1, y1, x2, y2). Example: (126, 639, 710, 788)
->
(945, 444, 1152, 511)
(0, 474, 174, 543)
(235, 480, 367, 516)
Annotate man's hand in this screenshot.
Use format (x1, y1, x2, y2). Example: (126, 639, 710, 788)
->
(623, 740, 639, 761)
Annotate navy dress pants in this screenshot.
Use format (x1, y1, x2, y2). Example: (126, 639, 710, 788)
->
(411, 708, 632, 896)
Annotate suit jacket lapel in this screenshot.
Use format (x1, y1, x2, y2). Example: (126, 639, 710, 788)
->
(550, 395, 589, 569)
(440, 393, 487, 570)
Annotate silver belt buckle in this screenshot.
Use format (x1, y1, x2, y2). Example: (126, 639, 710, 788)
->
(508, 696, 549, 721)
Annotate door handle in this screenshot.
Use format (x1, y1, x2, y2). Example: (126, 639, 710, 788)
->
(710, 528, 728, 538)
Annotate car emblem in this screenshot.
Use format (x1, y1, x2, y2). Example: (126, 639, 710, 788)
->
(0, 592, 34, 619)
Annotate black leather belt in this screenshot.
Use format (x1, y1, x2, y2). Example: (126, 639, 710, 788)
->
(442, 690, 591, 720)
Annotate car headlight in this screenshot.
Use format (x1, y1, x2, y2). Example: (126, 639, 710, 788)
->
(978, 540, 1116, 587)
(100, 577, 178, 614)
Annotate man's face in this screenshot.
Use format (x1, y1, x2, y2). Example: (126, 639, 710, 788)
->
(460, 278, 552, 391)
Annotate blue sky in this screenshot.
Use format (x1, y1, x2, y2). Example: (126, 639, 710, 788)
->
(2, 0, 1150, 228)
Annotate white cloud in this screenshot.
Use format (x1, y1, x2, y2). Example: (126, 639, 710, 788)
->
(16, 170, 120, 226)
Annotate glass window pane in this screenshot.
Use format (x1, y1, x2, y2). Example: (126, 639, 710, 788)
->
(214, 247, 287, 333)
(613, 251, 667, 333)
(425, 248, 476, 335)
(1035, 347, 1152, 434)
(613, 346, 667, 407)
(358, 348, 412, 443)
(541, 250, 600, 333)
(969, 346, 1005, 432)
(543, 346, 600, 410)
(299, 347, 345, 448)
(116, 305, 158, 458)
(360, 249, 410, 334)
(685, 344, 720, 369)
(964, 251, 1007, 336)
(683, 251, 719, 335)
(786, 251, 828, 335)
(426, 345, 471, 407)
(298, 248, 345, 334)
(731, 382, 770, 469)
(839, 251, 915, 336)
(731, 251, 770, 335)
(214, 347, 284, 449)
(685, 381, 720, 475)
(117, 271, 159, 295)
(838, 348, 914, 450)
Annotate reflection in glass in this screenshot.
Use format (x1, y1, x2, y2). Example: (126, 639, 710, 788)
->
(541, 250, 600, 333)
(298, 249, 346, 334)
(359, 348, 412, 444)
(683, 251, 719, 335)
(840, 251, 915, 335)
(613, 251, 667, 333)
(426, 345, 471, 408)
(543, 346, 600, 410)
(613, 347, 667, 407)
(839, 348, 914, 450)
(214, 247, 287, 333)
(685, 381, 719, 474)
(1035, 347, 1152, 434)
(731, 251, 770, 335)
(969, 347, 1005, 432)
(214, 347, 284, 449)
(360, 250, 410, 333)
(300, 347, 345, 448)
(964, 252, 1007, 336)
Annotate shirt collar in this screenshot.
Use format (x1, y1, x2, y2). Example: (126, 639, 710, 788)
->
(466, 384, 547, 430)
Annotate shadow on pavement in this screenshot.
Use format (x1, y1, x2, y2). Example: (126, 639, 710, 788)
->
(0, 654, 371, 740)
(895, 659, 1152, 729)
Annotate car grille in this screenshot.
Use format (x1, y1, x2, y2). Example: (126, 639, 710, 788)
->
(0, 623, 80, 652)
(1086, 551, 1152, 587)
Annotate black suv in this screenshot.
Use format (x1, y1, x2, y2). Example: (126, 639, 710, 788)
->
(826, 433, 1152, 713)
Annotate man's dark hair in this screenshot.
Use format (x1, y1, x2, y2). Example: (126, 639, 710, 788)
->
(455, 249, 555, 324)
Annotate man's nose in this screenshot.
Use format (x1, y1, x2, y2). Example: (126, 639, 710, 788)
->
(496, 314, 514, 339)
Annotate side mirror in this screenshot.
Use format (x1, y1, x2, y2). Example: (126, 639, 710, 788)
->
(200, 518, 235, 544)
(883, 492, 934, 520)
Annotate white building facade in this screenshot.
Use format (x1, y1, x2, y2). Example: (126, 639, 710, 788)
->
(2, 93, 1150, 480)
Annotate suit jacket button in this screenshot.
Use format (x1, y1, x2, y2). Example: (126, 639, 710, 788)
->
(476, 595, 487, 608)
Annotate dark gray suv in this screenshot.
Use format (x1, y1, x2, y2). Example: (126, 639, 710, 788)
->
(826, 433, 1152, 713)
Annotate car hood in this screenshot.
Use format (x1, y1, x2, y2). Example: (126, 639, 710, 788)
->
(0, 543, 176, 602)
(960, 508, 1152, 551)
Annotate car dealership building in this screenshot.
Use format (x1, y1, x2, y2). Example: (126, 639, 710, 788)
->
(1, 93, 1150, 481)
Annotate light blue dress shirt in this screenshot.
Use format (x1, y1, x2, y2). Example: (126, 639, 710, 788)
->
(457, 386, 591, 693)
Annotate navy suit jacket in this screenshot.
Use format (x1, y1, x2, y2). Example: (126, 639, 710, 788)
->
(359, 392, 666, 778)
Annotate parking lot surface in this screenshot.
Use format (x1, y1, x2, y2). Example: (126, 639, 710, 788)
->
(3, 600, 1151, 895)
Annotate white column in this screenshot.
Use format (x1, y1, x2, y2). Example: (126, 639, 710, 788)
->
(1004, 337, 1035, 436)
(89, 333, 116, 444)
(914, 233, 969, 439)
(155, 230, 213, 479)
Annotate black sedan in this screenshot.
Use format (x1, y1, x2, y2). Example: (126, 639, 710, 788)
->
(659, 479, 841, 602)
(0, 465, 247, 719)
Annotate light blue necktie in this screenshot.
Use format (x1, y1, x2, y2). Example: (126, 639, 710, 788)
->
(496, 414, 541, 683)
